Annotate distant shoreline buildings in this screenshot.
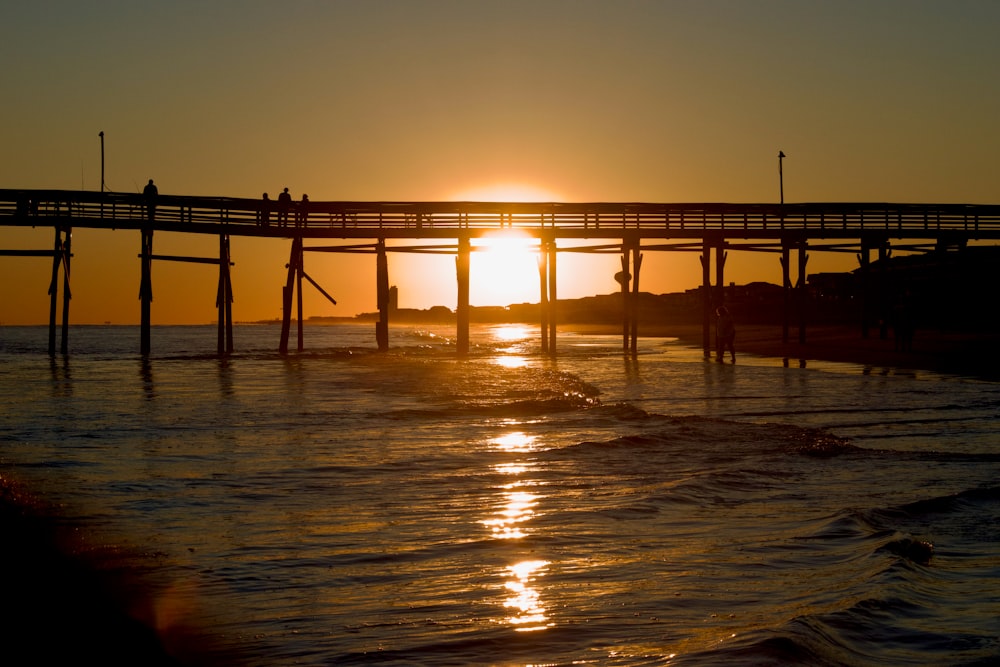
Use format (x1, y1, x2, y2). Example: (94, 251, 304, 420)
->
(332, 246, 999, 334)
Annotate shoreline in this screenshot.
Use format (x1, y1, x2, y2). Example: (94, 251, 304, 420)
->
(5, 320, 998, 379)
(564, 322, 1000, 380)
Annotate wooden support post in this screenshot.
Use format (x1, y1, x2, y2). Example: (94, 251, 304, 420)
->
(538, 247, 549, 354)
(700, 239, 711, 357)
(620, 248, 631, 352)
(714, 242, 728, 359)
(456, 236, 470, 356)
(139, 228, 153, 356)
(780, 242, 791, 345)
(797, 242, 808, 345)
(217, 234, 234, 355)
(47, 227, 62, 356)
(715, 243, 727, 309)
(630, 247, 642, 354)
(547, 240, 557, 355)
(376, 239, 389, 351)
(60, 227, 72, 355)
(297, 244, 304, 352)
(877, 242, 888, 340)
(279, 237, 302, 354)
(858, 241, 871, 339)
(620, 240, 642, 354)
(224, 246, 234, 354)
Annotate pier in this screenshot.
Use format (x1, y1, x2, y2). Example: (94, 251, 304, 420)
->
(3, 188, 1000, 356)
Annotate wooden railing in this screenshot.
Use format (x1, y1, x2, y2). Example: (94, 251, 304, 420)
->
(2, 189, 1000, 238)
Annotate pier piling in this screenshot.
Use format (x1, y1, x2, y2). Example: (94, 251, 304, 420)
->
(456, 237, 470, 356)
(139, 228, 153, 356)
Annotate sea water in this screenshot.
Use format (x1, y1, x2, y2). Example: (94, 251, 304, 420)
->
(0, 323, 997, 666)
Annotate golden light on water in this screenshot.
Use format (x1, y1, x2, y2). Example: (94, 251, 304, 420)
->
(490, 324, 535, 369)
(491, 324, 533, 342)
(483, 427, 553, 631)
(493, 355, 529, 369)
(494, 462, 529, 475)
(482, 487, 538, 539)
(491, 431, 539, 453)
(503, 559, 552, 631)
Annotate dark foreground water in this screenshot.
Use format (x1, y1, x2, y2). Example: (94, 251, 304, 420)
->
(1, 324, 998, 666)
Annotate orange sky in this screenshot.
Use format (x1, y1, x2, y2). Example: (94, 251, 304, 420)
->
(2, 1, 999, 325)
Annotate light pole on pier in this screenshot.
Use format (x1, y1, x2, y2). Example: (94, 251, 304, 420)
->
(778, 150, 786, 205)
(99, 131, 106, 192)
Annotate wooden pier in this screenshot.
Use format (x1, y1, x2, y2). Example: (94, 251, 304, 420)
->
(3, 188, 1000, 356)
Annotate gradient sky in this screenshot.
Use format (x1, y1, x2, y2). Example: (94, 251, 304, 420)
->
(2, 1, 998, 325)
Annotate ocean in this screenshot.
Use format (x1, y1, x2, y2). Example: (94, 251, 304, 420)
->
(1, 323, 998, 666)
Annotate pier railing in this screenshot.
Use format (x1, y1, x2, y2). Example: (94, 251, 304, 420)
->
(3, 189, 1000, 239)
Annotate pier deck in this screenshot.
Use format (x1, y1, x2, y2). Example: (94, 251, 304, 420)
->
(3, 189, 1000, 241)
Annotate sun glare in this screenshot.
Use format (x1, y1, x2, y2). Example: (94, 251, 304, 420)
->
(471, 232, 541, 306)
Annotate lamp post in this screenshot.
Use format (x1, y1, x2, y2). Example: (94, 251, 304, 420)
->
(99, 131, 105, 192)
(778, 150, 786, 205)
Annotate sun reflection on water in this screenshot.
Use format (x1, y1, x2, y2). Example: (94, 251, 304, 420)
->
(491, 324, 533, 342)
(482, 487, 538, 539)
(485, 429, 553, 631)
(491, 431, 539, 453)
(488, 325, 535, 369)
(492, 355, 529, 369)
(503, 559, 551, 631)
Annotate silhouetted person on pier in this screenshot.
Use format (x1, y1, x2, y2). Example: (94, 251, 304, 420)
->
(716, 306, 736, 363)
(143, 179, 158, 221)
(278, 187, 292, 226)
(260, 193, 271, 227)
(296, 194, 309, 227)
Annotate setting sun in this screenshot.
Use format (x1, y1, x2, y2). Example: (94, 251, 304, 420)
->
(471, 232, 542, 306)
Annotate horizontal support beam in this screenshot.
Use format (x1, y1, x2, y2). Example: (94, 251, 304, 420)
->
(0, 249, 62, 257)
(144, 253, 224, 265)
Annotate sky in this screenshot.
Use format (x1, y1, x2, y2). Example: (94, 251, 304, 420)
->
(2, 0, 999, 325)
